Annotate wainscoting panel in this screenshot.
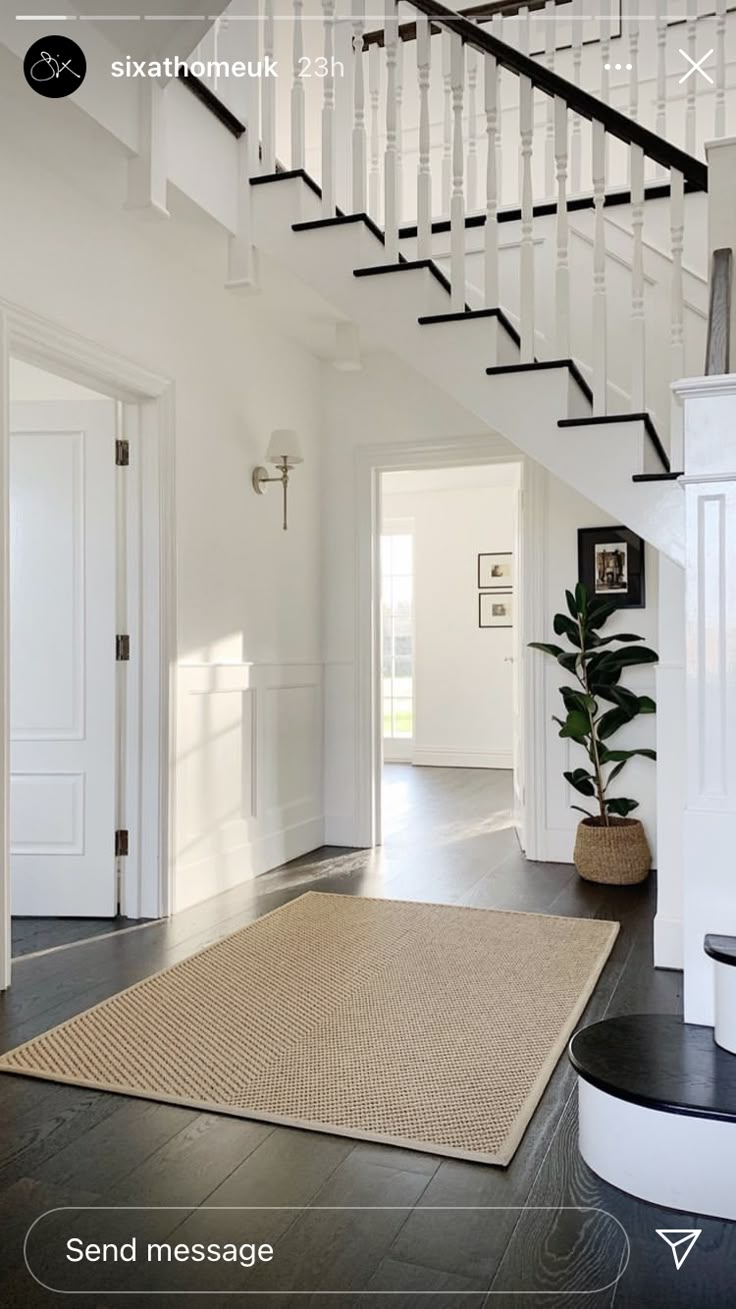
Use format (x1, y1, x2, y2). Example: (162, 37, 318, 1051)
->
(175, 663, 324, 911)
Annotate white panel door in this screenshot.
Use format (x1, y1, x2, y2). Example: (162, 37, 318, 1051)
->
(10, 401, 117, 917)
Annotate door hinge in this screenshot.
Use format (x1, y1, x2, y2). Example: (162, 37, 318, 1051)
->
(116, 634, 131, 662)
(115, 438, 130, 467)
(115, 829, 129, 858)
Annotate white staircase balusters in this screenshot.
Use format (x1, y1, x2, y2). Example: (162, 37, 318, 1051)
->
(554, 96, 570, 358)
(685, 0, 698, 157)
(291, 0, 305, 171)
(385, 9, 400, 260)
(395, 19, 405, 225)
(491, 14, 504, 206)
(518, 4, 530, 57)
(519, 75, 535, 361)
(670, 168, 686, 407)
(369, 43, 381, 219)
(262, 0, 276, 173)
(655, 10, 667, 179)
(600, 11, 611, 107)
(484, 53, 499, 314)
(450, 32, 466, 311)
(630, 144, 646, 412)
(351, 0, 366, 211)
(591, 120, 608, 415)
(321, 0, 337, 217)
(570, 0, 583, 194)
(544, 1, 556, 198)
(716, 0, 727, 138)
(442, 30, 452, 216)
(467, 44, 479, 213)
(628, 0, 640, 126)
(416, 13, 432, 260)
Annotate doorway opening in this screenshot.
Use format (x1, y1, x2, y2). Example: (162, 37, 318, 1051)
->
(378, 462, 523, 862)
(7, 358, 163, 959)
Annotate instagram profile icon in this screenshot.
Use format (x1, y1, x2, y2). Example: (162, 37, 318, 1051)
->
(23, 34, 87, 98)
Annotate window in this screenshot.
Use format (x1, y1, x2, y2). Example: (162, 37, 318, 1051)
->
(381, 529, 414, 741)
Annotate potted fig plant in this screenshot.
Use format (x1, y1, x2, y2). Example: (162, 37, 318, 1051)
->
(530, 582, 658, 884)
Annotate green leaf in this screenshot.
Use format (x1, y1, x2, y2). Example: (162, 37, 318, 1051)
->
(605, 748, 657, 762)
(571, 804, 595, 819)
(574, 582, 589, 616)
(557, 652, 580, 675)
(565, 589, 579, 621)
(528, 642, 564, 659)
(557, 710, 590, 743)
(560, 686, 595, 716)
(587, 633, 643, 646)
(563, 769, 596, 796)
(597, 706, 636, 740)
(605, 796, 640, 817)
(599, 646, 659, 670)
(637, 695, 657, 714)
(553, 613, 582, 647)
(586, 597, 617, 629)
(605, 760, 628, 786)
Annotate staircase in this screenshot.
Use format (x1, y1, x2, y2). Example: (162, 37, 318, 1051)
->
(183, 0, 736, 1222)
(212, 0, 722, 565)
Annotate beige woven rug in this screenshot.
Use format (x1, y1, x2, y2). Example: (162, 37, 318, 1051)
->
(0, 893, 618, 1165)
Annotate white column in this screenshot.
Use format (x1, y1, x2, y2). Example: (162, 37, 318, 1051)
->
(321, 0, 337, 217)
(466, 45, 479, 213)
(416, 14, 432, 260)
(262, 0, 276, 173)
(291, 0, 305, 170)
(685, 0, 697, 156)
(554, 97, 570, 358)
(544, 2, 555, 197)
(450, 33, 466, 312)
(442, 30, 452, 216)
(519, 75, 535, 361)
(707, 137, 736, 366)
(570, 0, 582, 194)
(591, 120, 607, 414)
(655, 10, 667, 178)
(352, 0, 366, 212)
(485, 53, 499, 312)
(677, 374, 736, 1025)
(368, 43, 381, 217)
(630, 144, 645, 411)
(226, 130, 258, 291)
(384, 10, 399, 260)
(670, 168, 686, 468)
(628, 0, 640, 126)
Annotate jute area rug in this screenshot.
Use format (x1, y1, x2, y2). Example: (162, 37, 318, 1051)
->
(0, 893, 618, 1165)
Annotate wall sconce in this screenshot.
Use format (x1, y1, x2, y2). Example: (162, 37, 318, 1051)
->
(251, 429, 303, 531)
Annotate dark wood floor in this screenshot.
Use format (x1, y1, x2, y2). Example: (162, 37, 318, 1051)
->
(11, 915, 152, 959)
(0, 765, 729, 1307)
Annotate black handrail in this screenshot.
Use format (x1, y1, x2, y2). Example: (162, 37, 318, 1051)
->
(401, 0, 708, 191)
(706, 248, 733, 374)
(364, 0, 570, 48)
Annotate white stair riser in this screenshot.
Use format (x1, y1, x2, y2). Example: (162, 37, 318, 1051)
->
(578, 1077, 736, 1220)
(714, 962, 736, 1054)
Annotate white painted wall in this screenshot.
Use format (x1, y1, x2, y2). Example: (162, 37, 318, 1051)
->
(0, 66, 325, 914)
(535, 477, 660, 864)
(382, 465, 518, 770)
(324, 353, 659, 863)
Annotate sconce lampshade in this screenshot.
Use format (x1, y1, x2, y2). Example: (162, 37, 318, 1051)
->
(266, 429, 303, 466)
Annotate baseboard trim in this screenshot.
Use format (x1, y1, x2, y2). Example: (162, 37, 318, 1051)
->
(411, 748, 512, 770)
(175, 817, 325, 912)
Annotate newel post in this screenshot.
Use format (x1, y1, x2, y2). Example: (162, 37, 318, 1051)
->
(676, 373, 736, 1025)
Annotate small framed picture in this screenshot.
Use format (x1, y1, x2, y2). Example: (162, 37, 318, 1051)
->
(577, 526, 646, 609)
(478, 552, 514, 589)
(479, 590, 513, 628)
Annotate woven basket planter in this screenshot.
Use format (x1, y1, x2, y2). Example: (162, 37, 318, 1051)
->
(573, 817, 651, 885)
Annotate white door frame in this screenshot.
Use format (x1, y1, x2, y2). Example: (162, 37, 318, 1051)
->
(0, 297, 177, 988)
(353, 437, 547, 853)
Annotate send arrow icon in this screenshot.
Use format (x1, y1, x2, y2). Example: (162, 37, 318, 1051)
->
(656, 1229, 702, 1270)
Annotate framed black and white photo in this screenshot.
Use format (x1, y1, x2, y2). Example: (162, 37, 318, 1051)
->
(577, 526, 645, 609)
(479, 591, 513, 628)
(478, 552, 513, 590)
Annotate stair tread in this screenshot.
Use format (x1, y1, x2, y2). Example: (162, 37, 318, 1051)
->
(632, 472, 683, 482)
(354, 259, 452, 297)
(292, 212, 385, 245)
(418, 307, 521, 348)
(570, 1014, 736, 1120)
(705, 934, 736, 966)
